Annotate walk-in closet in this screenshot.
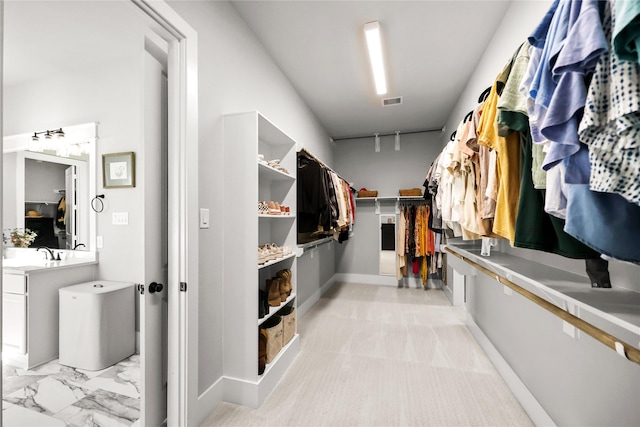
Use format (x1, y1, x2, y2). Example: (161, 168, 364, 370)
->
(3, 1, 639, 426)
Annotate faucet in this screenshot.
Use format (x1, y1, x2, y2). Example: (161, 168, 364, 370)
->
(37, 246, 56, 260)
(73, 243, 86, 250)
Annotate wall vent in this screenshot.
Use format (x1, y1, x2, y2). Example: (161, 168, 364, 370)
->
(382, 96, 403, 106)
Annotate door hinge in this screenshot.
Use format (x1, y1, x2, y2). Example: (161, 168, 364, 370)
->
(180, 282, 187, 292)
(137, 283, 145, 295)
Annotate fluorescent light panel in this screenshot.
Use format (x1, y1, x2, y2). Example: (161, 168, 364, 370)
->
(364, 21, 387, 95)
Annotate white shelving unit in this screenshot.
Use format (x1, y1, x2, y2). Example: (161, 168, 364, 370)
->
(223, 111, 300, 408)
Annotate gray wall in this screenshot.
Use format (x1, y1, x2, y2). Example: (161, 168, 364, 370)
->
(25, 159, 67, 203)
(297, 241, 336, 304)
(333, 132, 443, 276)
(467, 271, 640, 426)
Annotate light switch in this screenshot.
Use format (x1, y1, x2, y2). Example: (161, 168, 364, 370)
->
(200, 208, 210, 229)
(97, 236, 103, 248)
(112, 212, 128, 225)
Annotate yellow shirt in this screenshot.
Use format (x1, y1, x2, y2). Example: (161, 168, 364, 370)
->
(477, 80, 520, 245)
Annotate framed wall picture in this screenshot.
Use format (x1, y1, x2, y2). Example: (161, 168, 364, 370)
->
(103, 152, 136, 188)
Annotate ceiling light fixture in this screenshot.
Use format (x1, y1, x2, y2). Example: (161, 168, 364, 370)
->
(364, 21, 387, 96)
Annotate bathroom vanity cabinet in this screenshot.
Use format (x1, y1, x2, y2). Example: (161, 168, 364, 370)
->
(2, 263, 96, 369)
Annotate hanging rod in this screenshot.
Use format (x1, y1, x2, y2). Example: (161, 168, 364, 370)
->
(444, 247, 640, 366)
(298, 148, 353, 188)
(330, 126, 444, 142)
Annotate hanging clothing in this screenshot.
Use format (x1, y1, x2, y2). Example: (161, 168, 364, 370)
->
(56, 196, 66, 230)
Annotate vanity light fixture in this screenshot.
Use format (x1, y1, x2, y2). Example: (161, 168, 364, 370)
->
(364, 20, 387, 96)
(31, 128, 65, 141)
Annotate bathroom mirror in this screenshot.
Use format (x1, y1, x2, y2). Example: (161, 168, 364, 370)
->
(3, 123, 98, 251)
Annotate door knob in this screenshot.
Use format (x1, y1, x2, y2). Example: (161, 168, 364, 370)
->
(148, 282, 164, 294)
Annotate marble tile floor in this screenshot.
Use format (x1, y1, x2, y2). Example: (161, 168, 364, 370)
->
(2, 355, 140, 427)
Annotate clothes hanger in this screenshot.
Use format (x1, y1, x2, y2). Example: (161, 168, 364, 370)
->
(478, 86, 492, 103)
(463, 110, 473, 123)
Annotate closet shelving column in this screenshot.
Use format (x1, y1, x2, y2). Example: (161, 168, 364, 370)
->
(222, 111, 300, 408)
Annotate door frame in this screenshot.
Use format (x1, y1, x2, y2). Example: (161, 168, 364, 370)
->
(128, 1, 199, 425)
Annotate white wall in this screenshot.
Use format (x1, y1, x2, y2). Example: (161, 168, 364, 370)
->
(2, 152, 18, 230)
(165, 0, 332, 398)
(3, 54, 149, 280)
(442, 1, 553, 148)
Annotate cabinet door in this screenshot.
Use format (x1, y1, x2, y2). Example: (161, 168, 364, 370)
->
(3, 293, 27, 354)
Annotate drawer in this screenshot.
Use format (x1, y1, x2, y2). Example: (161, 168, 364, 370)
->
(3, 273, 26, 294)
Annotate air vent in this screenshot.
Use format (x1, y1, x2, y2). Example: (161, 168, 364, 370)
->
(382, 96, 403, 106)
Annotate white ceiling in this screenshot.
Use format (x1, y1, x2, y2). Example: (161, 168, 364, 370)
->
(231, 1, 512, 139)
(3, 1, 512, 140)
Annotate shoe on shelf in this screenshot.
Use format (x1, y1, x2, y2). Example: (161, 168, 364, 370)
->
(258, 201, 269, 215)
(267, 201, 281, 215)
(276, 276, 287, 302)
(258, 246, 268, 265)
(276, 269, 292, 297)
(276, 166, 289, 174)
(259, 289, 269, 319)
(258, 154, 268, 165)
(258, 329, 268, 374)
(266, 278, 282, 307)
(267, 159, 280, 168)
(281, 206, 290, 215)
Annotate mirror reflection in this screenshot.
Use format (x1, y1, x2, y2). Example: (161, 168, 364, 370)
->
(3, 123, 98, 251)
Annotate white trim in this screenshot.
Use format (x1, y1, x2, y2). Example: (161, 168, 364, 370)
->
(465, 314, 556, 427)
(194, 377, 225, 424)
(333, 273, 398, 286)
(297, 275, 336, 318)
(128, 1, 199, 426)
(222, 335, 301, 408)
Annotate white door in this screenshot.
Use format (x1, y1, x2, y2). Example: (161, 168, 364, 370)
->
(140, 48, 169, 425)
(64, 166, 77, 249)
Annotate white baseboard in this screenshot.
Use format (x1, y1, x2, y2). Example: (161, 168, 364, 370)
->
(333, 273, 398, 286)
(333, 273, 444, 289)
(466, 314, 556, 427)
(297, 275, 336, 318)
(194, 376, 224, 426)
(442, 283, 454, 305)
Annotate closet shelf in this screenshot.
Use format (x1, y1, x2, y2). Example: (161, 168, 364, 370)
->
(444, 243, 640, 364)
(258, 252, 295, 270)
(258, 162, 295, 182)
(26, 200, 58, 205)
(297, 236, 333, 253)
(258, 214, 296, 219)
(258, 293, 296, 326)
(355, 196, 424, 202)
(355, 195, 425, 215)
(258, 333, 300, 379)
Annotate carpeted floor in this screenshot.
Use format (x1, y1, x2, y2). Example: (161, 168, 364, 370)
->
(201, 281, 534, 426)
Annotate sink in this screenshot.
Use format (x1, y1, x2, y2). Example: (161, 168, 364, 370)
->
(2, 257, 53, 268)
(2, 249, 97, 272)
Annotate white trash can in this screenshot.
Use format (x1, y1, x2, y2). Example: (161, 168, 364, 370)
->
(59, 281, 135, 370)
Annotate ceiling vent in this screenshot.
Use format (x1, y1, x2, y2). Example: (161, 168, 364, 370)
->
(382, 96, 403, 106)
